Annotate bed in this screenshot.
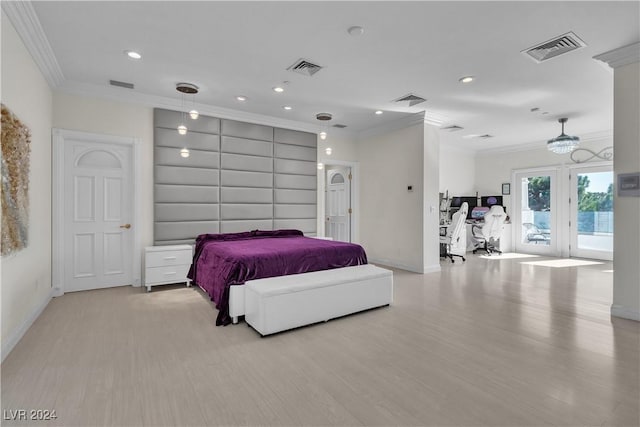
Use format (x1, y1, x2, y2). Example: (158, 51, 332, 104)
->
(187, 229, 368, 325)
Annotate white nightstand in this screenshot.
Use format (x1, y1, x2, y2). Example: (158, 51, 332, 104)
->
(144, 245, 193, 292)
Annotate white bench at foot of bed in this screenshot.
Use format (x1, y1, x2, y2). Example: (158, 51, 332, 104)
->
(244, 264, 393, 336)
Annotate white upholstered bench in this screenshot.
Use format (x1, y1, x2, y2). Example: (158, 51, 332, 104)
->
(244, 264, 393, 336)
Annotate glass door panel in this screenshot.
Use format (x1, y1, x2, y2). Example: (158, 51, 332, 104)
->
(571, 167, 613, 260)
(515, 170, 558, 255)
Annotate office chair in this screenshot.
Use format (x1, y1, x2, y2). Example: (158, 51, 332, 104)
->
(440, 202, 468, 263)
(472, 205, 507, 255)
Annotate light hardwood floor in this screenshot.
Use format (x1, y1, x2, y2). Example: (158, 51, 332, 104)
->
(2, 255, 638, 426)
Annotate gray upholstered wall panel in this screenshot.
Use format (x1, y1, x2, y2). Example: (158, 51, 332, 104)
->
(274, 158, 316, 175)
(274, 204, 316, 219)
(221, 170, 272, 188)
(274, 189, 316, 204)
(274, 128, 316, 147)
(221, 120, 273, 142)
(156, 166, 219, 186)
(155, 204, 219, 222)
(274, 143, 316, 162)
(221, 204, 273, 220)
(274, 219, 316, 233)
(220, 187, 272, 204)
(220, 220, 273, 233)
(155, 109, 220, 134)
(155, 221, 219, 241)
(155, 185, 218, 203)
(274, 174, 316, 190)
(221, 153, 272, 173)
(156, 128, 220, 151)
(155, 147, 219, 168)
(221, 136, 272, 157)
(154, 108, 316, 244)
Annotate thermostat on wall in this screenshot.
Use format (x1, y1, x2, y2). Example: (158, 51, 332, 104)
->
(618, 172, 640, 197)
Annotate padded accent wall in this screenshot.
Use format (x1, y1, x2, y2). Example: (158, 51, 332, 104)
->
(153, 109, 317, 245)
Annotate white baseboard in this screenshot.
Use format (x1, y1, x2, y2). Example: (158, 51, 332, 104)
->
(611, 304, 640, 321)
(423, 264, 442, 274)
(369, 258, 424, 274)
(1, 289, 54, 362)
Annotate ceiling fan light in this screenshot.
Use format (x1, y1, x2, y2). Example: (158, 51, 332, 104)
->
(547, 117, 580, 154)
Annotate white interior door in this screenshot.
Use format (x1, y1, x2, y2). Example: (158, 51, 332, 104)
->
(326, 167, 351, 242)
(63, 139, 134, 292)
(569, 165, 613, 260)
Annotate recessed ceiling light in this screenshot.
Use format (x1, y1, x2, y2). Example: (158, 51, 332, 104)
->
(273, 86, 284, 93)
(459, 76, 474, 83)
(124, 50, 142, 60)
(348, 26, 364, 36)
(283, 106, 292, 110)
(236, 95, 247, 102)
(375, 110, 383, 115)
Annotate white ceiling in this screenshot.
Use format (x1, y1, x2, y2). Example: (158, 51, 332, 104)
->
(26, 1, 640, 150)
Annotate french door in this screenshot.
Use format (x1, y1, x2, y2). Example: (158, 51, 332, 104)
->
(569, 165, 613, 260)
(514, 168, 559, 256)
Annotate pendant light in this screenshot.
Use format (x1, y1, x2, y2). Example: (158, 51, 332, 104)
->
(547, 118, 580, 154)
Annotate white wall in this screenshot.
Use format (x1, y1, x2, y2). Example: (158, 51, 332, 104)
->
(612, 61, 640, 321)
(52, 92, 155, 248)
(423, 124, 441, 272)
(440, 140, 476, 197)
(1, 15, 53, 359)
(356, 123, 426, 272)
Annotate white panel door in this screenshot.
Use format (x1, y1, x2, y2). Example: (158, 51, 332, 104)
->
(64, 140, 133, 292)
(326, 168, 351, 242)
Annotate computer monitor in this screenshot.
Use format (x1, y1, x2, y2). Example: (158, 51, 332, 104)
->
(450, 196, 478, 209)
(481, 195, 503, 207)
(471, 206, 490, 220)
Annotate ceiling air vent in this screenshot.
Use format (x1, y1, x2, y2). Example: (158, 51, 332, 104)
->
(479, 134, 494, 139)
(287, 58, 323, 76)
(393, 93, 427, 107)
(109, 79, 134, 89)
(332, 124, 347, 129)
(523, 31, 586, 63)
(442, 125, 464, 132)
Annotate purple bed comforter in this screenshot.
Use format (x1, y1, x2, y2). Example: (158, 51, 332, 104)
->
(187, 229, 368, 325)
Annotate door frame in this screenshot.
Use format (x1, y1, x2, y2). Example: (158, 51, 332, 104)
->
(326, 167, 351, 242)
(512, 166, 561, 256)
(52, 129, 142, 296)
(318, 159, 359, 243)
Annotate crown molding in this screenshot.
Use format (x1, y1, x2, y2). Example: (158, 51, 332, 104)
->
(2, 0, 64, 88)
(57, 80, 334, 135)
(594, 42, 640, 69)
(476, 129, 613, 156)
(357, 111, 425, 140)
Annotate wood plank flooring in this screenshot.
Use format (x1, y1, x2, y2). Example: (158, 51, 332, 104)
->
(2, 255, 638, 426)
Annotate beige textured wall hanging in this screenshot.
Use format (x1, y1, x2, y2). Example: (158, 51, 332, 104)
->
(1, 104, 31, 256)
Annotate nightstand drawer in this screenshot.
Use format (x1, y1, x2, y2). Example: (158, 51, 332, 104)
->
(145, 264, 190, 285)
(145, 249, 192, 268)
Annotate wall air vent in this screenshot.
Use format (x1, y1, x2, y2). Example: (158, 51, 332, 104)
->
(332, 124, 347, 128)
(523, 31, 586, 63)
(109, 79, 134, 89)
(442, 125, 464, 132)
(393, 93, 427, 107)
(287, 58, 323, 76)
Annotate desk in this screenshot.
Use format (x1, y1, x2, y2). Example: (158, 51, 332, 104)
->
(466, 222, 512, 252)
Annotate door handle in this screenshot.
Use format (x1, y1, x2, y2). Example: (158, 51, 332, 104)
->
(119, 224, 131, 229)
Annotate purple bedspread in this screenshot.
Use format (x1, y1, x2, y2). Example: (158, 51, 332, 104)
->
(187, 230, 368, 325)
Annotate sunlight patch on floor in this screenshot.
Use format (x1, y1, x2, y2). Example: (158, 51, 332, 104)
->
(479, 253, 540, 260)
(521, 259, 604, 268)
